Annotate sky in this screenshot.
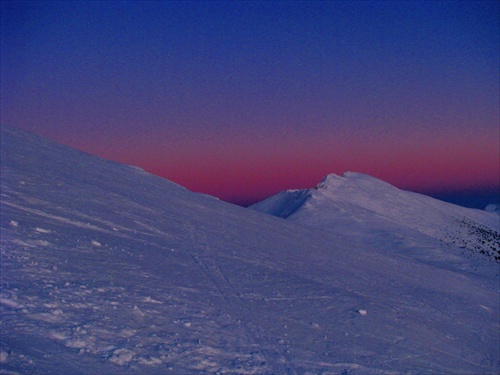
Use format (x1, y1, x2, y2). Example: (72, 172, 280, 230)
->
(1, 0, 499, 207)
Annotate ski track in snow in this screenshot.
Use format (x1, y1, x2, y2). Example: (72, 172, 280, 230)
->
(187, 224, 296, 374)
(0, 190, 290, 374)
(1, 224, 271, 374)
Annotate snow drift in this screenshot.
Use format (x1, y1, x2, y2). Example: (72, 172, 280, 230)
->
(1, 126, 499, 374)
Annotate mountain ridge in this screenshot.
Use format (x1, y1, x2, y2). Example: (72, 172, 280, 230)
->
(251, 171, 500, 263)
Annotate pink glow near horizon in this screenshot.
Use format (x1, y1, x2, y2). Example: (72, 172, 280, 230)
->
(104, 126, 498, 204)
(2, 1, 498, 205)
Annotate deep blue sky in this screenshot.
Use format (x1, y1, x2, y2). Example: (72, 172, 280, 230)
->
(1, 0, 499, 206)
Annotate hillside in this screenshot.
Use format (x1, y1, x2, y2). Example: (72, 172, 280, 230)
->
(251, 172, 500, 264)
(1, 127, 499, 374)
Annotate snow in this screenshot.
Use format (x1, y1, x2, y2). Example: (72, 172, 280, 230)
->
(1, 126, 499, 374)
(485, 203, 500, 215)
(251, 171, 500, 264)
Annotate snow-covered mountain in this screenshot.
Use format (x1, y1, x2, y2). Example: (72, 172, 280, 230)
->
(251, 172, 500, 263)
(1, 126, 499, 374)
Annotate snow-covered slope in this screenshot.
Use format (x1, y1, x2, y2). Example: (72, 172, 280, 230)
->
(1, 127, 499, 374)
(251, 172, 500, 263)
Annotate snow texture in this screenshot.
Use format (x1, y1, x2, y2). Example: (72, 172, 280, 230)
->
(1, 126, 499, 374)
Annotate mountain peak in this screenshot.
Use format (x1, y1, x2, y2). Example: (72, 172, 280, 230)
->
(252, 171, 500, 262)
(316, 173, 344, 190)
(316, 172, 397, 191)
